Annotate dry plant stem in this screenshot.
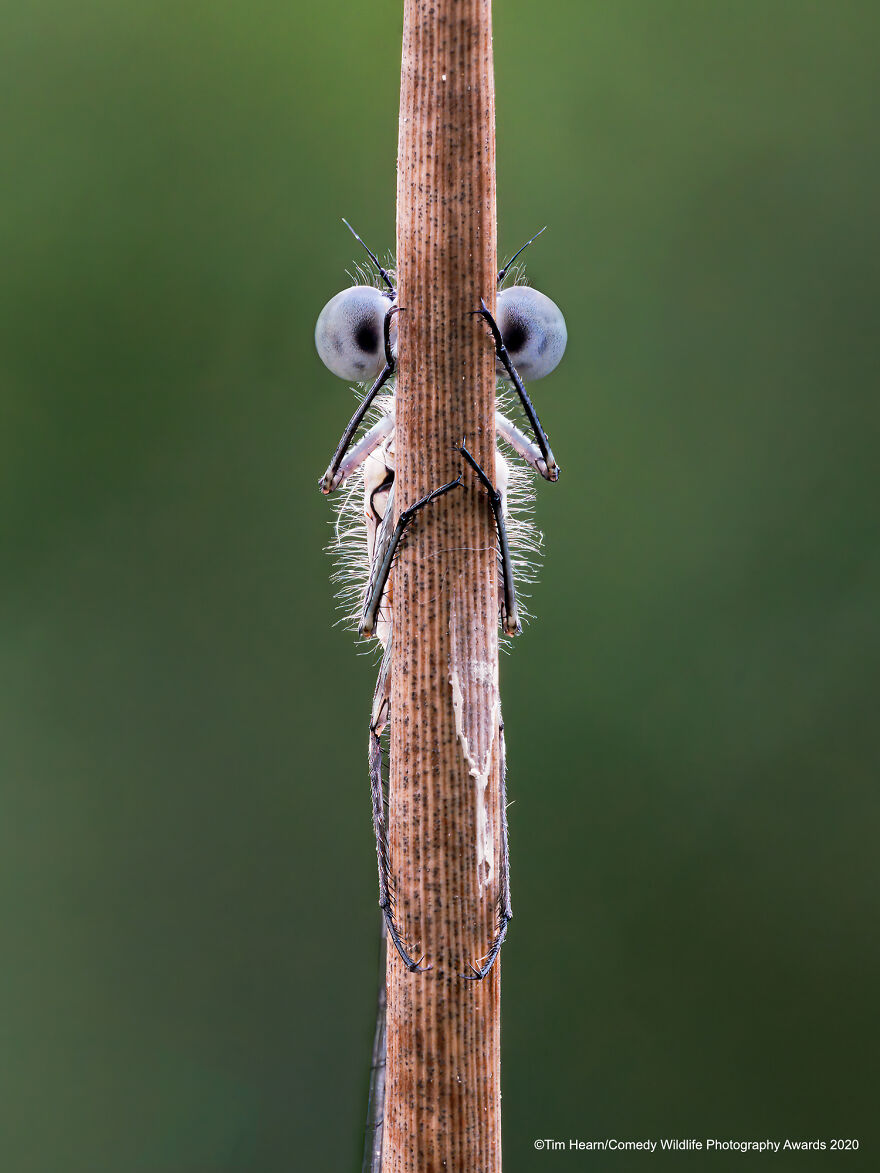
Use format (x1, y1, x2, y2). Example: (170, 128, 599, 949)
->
(385, 1, 501, 1170)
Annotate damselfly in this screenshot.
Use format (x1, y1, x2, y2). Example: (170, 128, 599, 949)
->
(315, 221, 566, 1168)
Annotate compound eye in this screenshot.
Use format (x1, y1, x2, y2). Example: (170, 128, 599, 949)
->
(315, 285, 392, 381)
(495, 286, 567, 381)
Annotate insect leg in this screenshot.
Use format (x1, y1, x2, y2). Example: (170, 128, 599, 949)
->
(456, 441, 521, 636)
(360, 475, 463, 638)
(495, 409, 553, 480)
(464, 716, 513, 980)
(474, 299, 559, 481)
(328, 411, 395, 494)
(369, 643, 430, 973)
(319, 305, 398, 494)
(361, 916, 387, 1173)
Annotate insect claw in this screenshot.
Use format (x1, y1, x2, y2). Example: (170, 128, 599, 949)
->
(463, 948, 502, 980)
(401, 953, 432, 974)
(383, 905, 431, 972)
(470, 299, 494, 321)
(462, 907, 510, 980)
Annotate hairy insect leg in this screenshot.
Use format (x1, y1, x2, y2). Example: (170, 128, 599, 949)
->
(456, 441, 521, 636)
(369, 644, 430, 974)
(319, 305, 398, 494)
(464, 717, 513, 980)
(474, 299, 559, 481)
(360, 475, 463, 638)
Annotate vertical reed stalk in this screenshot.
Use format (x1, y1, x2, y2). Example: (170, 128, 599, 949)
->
(384, 1, 501, 1168)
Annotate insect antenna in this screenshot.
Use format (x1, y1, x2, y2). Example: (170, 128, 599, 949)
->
(342, 218, 397, 297)
(497, 225, 546, 285)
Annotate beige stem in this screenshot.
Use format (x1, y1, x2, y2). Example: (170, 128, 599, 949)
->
(383, 0, 502, 1169)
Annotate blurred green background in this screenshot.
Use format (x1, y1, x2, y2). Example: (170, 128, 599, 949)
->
(2, 1, 878, 1169)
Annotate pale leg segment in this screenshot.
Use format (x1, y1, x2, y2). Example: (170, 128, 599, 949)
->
(325, 412, 394, 494)
(495, 409, 551, 480)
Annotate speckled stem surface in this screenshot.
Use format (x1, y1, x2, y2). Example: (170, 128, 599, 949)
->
(384, 0, 502, 1169)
